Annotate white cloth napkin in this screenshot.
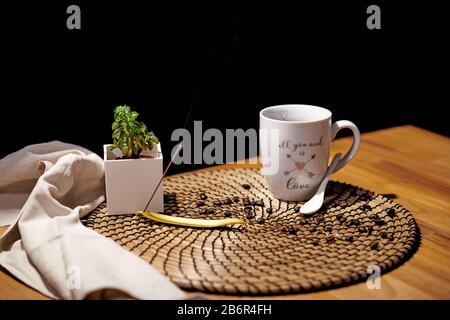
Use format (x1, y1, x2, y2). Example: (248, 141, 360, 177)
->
(0, 141, 186, 299)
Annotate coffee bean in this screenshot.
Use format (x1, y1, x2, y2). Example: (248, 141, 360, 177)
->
(266, 208, 273, 214)
(380, 231, 388, 238)
(196, 200, 205, 206)
(353, 219, 361, 226)
(287, 225, 297, 234)
(369, 214, 379, 220)
(370, 240, 379, 250)
(224, 211, 232, 217)
(336, 213, 344, 221)
(244, 210, 254, 219)
(294, 207, 300, 213)
(300, 219, 308, 225)
(387, 233, 394, 241)
(358, 226, 366, 233)
(345, 235, 354, 242)
(324, 225, 333, 232)
(326, 235, 335, 243)
(338, 200, 348, 207)
(222, 198, 232, 205)
(359, 194, 369, 201)
(242, 184, 251, 190)
(312, 239, 319, 246)
(387, 208, 396, 217)
(199, 193, 208, 200)
(254, 200, 264, 207)
(233, 196, 240, 203)
(314, 213, 324, 222)
(256, 217, 265, 224)
(362, 204, 372, 211)
(213, 200, 222, 206)
(374, 219, 385, 226)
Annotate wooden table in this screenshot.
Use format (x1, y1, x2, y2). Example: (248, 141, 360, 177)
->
(1, 125, 449, 299)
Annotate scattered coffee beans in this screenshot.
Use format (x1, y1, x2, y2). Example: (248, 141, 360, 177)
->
(266, 208, 273, 214)
(213, 200, 222, 206)
(338, 200, 348, 207)
(245, 212, 254, 219)
(222, 198, 232, 205)
(242, 184, 251, 190)
(256, 217, 265, 224)
(370, 240, 379, 250)
(380, 231, 388, 238)
(300, 219, 308, 225)
(369, 214, 379, 220)
(287, 225, 297, 234)
(314, 213, 324, 223)
(244, 210, 254, 219)
(362, 204, 372, 211)
(233, 196, 240, 203)
(243, 198, 251, 206)
(374, 219, 385, 226)
(199, 193, 208, 200)
(359, 194, 369, 201)
(345, 219, 355, 227)
(254, 200, 264, 207)
(196, 200, 205, 206)
(387, 208, 396, 217)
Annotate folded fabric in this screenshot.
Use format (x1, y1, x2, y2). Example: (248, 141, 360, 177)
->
(0, 141, 186, 299)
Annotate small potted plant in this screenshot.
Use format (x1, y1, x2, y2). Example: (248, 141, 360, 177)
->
(104, 105, 164, 214)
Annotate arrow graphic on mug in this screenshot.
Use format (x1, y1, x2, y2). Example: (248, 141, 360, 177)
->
(284, 154, 316, 177)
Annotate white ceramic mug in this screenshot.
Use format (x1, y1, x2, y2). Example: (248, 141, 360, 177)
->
(259, 104, 360, 201)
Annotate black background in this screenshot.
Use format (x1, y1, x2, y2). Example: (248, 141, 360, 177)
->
(1, 1, 447, 173)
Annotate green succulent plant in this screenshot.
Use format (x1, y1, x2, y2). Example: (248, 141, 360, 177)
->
(110, 105, 159, 159)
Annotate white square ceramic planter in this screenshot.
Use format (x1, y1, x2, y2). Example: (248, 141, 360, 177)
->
(103, 144, 164, 215)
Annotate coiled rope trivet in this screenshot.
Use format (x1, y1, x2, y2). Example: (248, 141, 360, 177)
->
(83, 168, 418, 295)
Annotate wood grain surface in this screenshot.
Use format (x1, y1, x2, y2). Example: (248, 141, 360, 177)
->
(1, 125, 449, 299)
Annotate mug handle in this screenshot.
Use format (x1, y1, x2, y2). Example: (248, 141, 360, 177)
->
(331, 120, 360, 173)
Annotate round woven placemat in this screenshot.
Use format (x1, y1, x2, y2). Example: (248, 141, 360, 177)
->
(84, 168, 418, 295)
